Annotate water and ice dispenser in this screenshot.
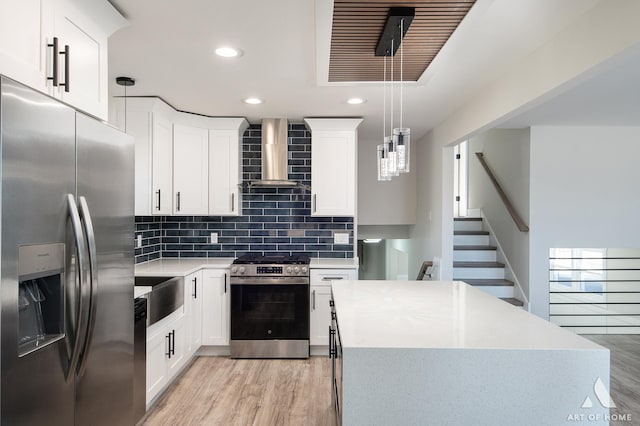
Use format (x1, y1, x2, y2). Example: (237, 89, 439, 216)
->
(17, 243, 65, 357)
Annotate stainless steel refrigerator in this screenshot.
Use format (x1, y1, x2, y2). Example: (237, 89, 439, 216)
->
(0, 77, 135, 425)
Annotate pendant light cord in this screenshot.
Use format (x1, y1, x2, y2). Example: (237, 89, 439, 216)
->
(390, 39, 394, 134)
(383, 55, 387, 139)
(400, 19, 403, 130)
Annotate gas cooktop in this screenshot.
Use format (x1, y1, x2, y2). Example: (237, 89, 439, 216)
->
(232, 254, 311, 265)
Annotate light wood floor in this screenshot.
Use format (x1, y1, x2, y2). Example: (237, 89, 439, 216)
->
(142, 356, 335, 426)
(586, 335, 640, 425)
(145, 337, 640, 426)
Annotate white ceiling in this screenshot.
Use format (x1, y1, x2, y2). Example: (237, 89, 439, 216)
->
(108, 0, 603, 143)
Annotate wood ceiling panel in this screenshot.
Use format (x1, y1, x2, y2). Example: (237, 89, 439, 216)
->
(329, 0, 476, 82)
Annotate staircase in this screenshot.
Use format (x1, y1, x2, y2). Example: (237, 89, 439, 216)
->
(453, 217, 524, 307)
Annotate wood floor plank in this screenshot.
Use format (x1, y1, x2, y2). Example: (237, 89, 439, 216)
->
(143, 357, 335, 426)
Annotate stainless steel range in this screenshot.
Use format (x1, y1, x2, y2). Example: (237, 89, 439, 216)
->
(230, 254, 310, 359)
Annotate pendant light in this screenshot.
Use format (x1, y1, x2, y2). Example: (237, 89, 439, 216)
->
(377, 55, 391, 181)
(393, 18, 410, 173)
(116, 76, 136, 132)
(374, 8, 414, 181)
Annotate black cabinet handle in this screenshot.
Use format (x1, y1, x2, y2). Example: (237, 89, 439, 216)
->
(176, 192, 181, 211)
(312, 289, 316, 310)
(59, 45, 70, 92)
(231, 193, 235, 212)
(47, 37, 59, 86)
(313, 194, 317, 213)
(156, 189, 161, 211)
(224, 273, 227, 293)
(192, 277, 197, 299)
(165, 334, 171, 358)
(170, 330, 176, 356)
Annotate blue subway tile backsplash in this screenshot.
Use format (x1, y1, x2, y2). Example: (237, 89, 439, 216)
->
(134, 123, 354, 263)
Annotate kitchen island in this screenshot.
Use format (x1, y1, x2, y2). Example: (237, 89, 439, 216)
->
(331, 281, 610, 426)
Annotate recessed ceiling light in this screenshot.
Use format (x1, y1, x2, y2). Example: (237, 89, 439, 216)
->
(215, 47, 242, 58)
(347, 98, 365, 105)
(243, 98, 263, 105)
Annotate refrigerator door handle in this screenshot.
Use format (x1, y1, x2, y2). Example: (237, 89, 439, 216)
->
(66, 194, 90, 382)
(76, 196, 99, 377)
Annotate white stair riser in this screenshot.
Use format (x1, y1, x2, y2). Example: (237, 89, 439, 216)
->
(454, 235, 489, 246)
(454, 267, 504, 279)
(453, 220, 483, 232)
(475, 286, 514, 298)
(453, 250, 496, 262)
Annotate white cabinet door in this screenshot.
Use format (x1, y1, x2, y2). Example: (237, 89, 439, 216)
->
(166, 314, 188, 379)
(152, 115, 173, 214)
(310, 285, 332, 346)
(146, 327, 169, 405)
(201, 269, 229, 346)
(305, 119, 362, 217)
(311, 131, 355, 216)
(173, 124, 209, 215)
(310, 268, 357, 348)
(0, 0, 51, 94)
(54, 0, 108, 119)
(208, 130, 240, 216)
(185, 270, 203, 356)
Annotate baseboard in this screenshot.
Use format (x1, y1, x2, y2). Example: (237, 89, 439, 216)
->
(196, 346, 231, 356)
(311, 345, 329, 356)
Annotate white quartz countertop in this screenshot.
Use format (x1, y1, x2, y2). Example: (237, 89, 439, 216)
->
(309, 258, 358, 269)
(135, 257, 358, 276)
(331, 280, 607, 351)
(135, 258, 235, 277)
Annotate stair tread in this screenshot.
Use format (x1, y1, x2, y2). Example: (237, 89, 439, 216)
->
(454, 245, 497, 251)
(501, 298, 525, 307)
(453, 217, 483, 221)
(458, 279, 514, 286)
(453, 261, 505, 268)
(454, 231, 489, 235)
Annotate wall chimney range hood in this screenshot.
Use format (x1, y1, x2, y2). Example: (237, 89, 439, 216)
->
(243, 118, 308, 190)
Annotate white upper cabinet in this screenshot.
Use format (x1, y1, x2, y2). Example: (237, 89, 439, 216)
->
(0, 0, 53, 94)
(152, 115, 173, 214)
(208, 119, 248, 216)
(0, 0, 126, 120)
(114, 97, 174, 215)
(173, 124, 209, 215)
(304, 118, 362, 217)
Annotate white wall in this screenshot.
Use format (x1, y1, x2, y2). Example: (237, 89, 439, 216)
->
(529, 126, 640, 318)
(406, 1, 640, 296)
(408, 133, 454, 281)
(358, 136, 417, 225)
(468, 129, 530, 298)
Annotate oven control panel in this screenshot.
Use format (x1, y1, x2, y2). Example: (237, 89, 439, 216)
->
(231, 264, 310, 277)
(257, 266, 283, 274)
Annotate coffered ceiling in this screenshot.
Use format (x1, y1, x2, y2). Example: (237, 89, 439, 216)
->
(329, 0, 476, 82)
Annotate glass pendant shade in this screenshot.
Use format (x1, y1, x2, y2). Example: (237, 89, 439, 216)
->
(385, 136, 399, 176)
(377, 144, 391, 181)
(393, 127, 410, 173)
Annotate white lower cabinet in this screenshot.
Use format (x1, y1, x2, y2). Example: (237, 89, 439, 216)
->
(310, 284, 332, 346)
(201, 269, 229, 346)
(310, 268, 358, 348)
(146, 309, 187, 405)
(185, 270, 203, 356)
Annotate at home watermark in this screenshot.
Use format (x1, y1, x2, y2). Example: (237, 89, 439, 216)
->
(566, 378, 632, 423)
